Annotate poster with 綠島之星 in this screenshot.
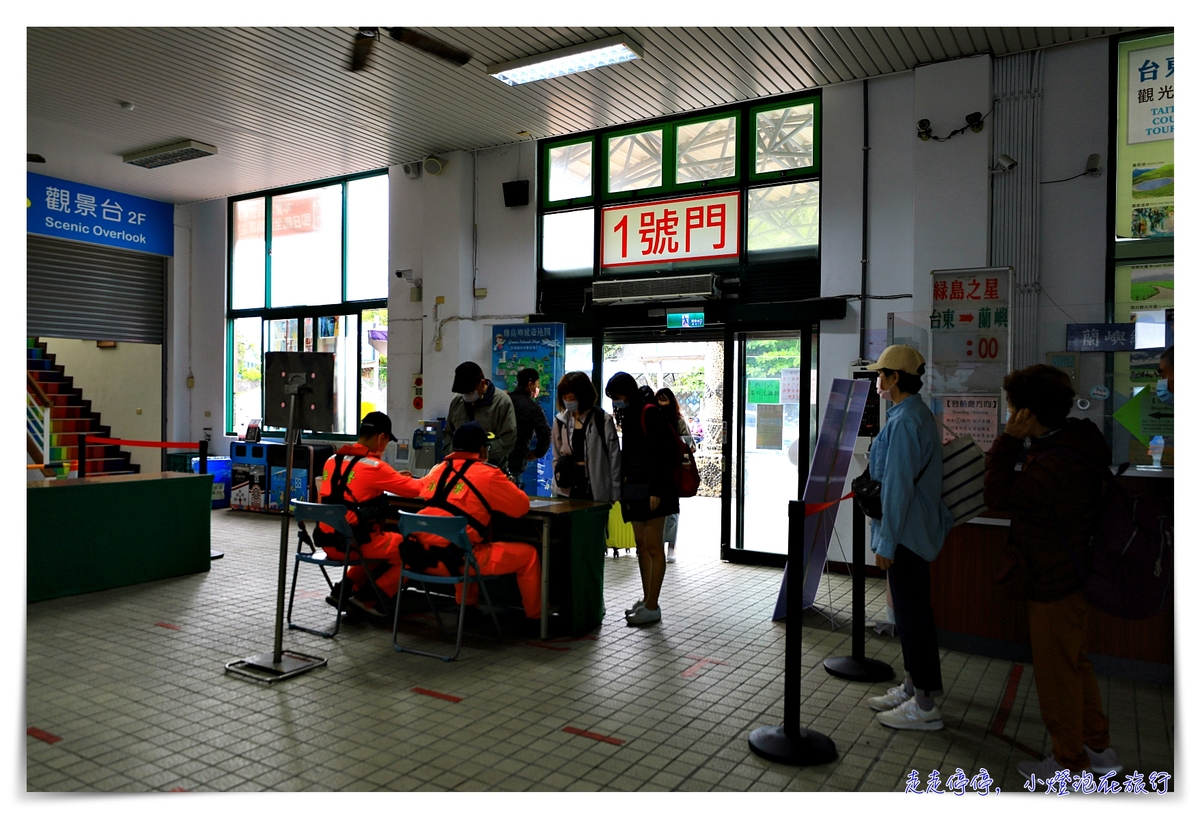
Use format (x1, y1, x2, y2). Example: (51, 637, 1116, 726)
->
(1117, 33, 1174, 238)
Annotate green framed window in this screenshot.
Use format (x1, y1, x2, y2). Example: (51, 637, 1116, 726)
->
(542, 137, 595, 208)
(673, 113, 740, 189)
(226, 171, 388, 438)
(750, 96, 820, 181)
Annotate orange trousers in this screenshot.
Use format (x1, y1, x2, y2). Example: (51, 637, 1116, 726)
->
(1028, 591, 1111, 771)
(417, 541, 542, 619)
(323, 531, 403, 598)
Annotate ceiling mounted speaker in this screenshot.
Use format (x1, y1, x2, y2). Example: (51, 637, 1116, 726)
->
(502, 180, 529, 208)
(402, 162, 421, 179)
(423, 156, 444, 176)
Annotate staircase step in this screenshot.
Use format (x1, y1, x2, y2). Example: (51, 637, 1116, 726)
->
(50, 419, 100, 434)
(49, 406, 86, 419)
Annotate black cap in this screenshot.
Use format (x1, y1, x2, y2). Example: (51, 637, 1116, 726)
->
(452, 361, 485, 393)
(359, 411, 398, 442)
(452, 421, 494, 453)
(516, 368, 541, 389)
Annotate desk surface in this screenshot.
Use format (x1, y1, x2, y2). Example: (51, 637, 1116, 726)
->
(28, 471, 211, 490)
(386, 494, 606, 517)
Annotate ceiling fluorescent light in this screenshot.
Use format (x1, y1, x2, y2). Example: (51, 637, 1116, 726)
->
(123, 140, 218, 169)
(488, 34, 643, 86)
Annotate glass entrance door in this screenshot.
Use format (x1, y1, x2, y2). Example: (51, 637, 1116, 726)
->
(729, 330, 817, 561)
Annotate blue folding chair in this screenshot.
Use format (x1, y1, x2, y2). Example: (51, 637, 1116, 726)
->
(287, 500, 393, 638)
(393, 511, 504, 661)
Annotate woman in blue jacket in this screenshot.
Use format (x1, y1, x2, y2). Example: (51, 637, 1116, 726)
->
(865, 345, 954, 731)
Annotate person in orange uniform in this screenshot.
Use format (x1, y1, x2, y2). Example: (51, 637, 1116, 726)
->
(407, 422, 540, 622)
(315, 411, 423, 621)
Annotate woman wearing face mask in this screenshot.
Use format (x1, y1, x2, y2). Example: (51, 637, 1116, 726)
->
(655, 387, 695, 564)
(605, 372, 680, 626)
(551, 371, 621, 503)
(863, 346, 954, 731)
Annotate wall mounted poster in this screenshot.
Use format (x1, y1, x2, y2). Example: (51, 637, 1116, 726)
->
(492, 323, 565, 497)
(1117, 33, 1174, 238)
(1114, 262, 1174, 397)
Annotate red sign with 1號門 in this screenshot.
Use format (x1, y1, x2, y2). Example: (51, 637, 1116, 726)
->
(601, 192, 740, 268)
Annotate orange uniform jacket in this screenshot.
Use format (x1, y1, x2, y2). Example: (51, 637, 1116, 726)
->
(317, 443, 423, 541)
(415, 452, 531, 545)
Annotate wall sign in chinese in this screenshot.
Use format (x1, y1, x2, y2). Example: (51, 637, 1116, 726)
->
(601, 192, 740, 268)
(746, 378, 780, 405)
(1116, 33, 1174, 238)
(940, 396, 1000, 444)
(27, 172, 174, 256)
(1066, 323, 1138, 352)
(666, 310, 705, 329)
(928, 266, 1012, 396)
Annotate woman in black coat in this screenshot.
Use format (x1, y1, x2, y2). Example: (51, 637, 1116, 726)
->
(605, 372, 680, 626)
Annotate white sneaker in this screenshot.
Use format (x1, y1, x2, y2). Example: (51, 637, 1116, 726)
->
(1017, 756, 1071, 780)
(867, 684, 912, 712)
(876, 699, 943, 731)
(1085, 745, 1124, 775)
(665, 545, 676, 564)
(625, 599, 645, 615)
(626, 605, 661, 626)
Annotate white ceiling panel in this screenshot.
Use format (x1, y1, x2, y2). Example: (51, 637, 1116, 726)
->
(27, 26, 1134, 205)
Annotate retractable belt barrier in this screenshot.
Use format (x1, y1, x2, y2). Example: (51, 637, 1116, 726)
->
(79, 435, 208, 479)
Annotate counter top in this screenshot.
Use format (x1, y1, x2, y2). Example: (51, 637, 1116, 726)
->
(28, 471, 212, 489)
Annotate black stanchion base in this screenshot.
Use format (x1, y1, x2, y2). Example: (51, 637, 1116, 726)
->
(823, 655, 895, 682)
(748, 725, 838, 766)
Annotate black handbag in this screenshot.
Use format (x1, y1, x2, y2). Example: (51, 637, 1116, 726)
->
(852, 456, 932, 521)
(851, 468, 884, 519)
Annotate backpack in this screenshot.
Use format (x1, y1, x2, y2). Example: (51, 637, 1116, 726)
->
(639, 404, 700, 498)
(1033, 448, 1173, 620)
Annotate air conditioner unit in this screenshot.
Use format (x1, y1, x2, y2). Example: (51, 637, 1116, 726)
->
(592, 274, 721, 305)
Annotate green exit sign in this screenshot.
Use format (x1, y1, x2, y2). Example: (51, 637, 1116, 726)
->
(667, 311, 705, 329)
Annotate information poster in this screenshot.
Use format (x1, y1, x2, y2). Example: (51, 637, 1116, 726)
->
(756, 404, 784, 450)
(940, 396, 1000, 444)
(1116, 33, 1174, 238)
(1114, 262, 1174, 396)
(746, 378, 780, 404)
(492, 323, 565, 497)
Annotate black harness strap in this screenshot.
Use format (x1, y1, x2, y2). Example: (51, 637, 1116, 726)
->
(316, 453, 390, 546)
(400, 459, 493, 578)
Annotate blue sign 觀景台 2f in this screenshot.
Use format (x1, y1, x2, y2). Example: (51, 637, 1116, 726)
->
(28, 172, 174, 257)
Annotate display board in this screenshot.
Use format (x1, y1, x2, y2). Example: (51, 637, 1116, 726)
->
(927, 266, 1012, 441)
(1116, 32, 1174, 239)
(492, 323, 565, 496)
(1114, 261, 1174, 397)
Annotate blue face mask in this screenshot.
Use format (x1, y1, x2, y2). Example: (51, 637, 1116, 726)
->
(1155, 378, 1173, 406)
(563, 400, 578, 413)
(611, 398, 627, 411)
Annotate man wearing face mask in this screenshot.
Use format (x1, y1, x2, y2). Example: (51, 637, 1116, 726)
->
(1156, 346, 1173, 406)
(446, 361, 518, 477)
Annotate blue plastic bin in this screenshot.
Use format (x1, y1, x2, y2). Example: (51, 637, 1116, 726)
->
(191, 455, 232, 509)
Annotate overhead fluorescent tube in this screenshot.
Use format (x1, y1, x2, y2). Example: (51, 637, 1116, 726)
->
(488, 34, 643, 86)
(123, 140, 218, 169)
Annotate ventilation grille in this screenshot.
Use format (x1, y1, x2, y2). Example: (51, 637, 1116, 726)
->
(123, 140, 217, 169)
(592, 274, 720, 304)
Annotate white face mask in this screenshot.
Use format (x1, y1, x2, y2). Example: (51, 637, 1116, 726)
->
(462, 390, 480, 403)
(877, 384, 891, 401)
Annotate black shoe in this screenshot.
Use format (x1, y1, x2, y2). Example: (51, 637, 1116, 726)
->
(326, 582, 349, 610)
(350, 592, 391, 618)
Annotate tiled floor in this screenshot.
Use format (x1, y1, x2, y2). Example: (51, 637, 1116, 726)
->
(25, 506, 1174, 793)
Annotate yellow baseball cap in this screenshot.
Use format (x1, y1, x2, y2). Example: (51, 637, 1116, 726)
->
(866, 345, 925, 376)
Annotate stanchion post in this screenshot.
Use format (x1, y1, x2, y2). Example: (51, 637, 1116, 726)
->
(822, 497, 895, 682)
(747, 502, 838, 765)
(77, 433, 87, 479)
(199, 440, 209, 475)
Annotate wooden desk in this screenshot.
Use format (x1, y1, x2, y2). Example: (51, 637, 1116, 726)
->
(27, 471, 212, 602)
(387, 496, 609, 639)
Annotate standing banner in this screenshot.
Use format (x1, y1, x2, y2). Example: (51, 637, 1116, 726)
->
(773, 378, 869, 618)
(1116, 33, 1174, 238)
(492, 323, 565, 497)
(27, 172, 174, 256)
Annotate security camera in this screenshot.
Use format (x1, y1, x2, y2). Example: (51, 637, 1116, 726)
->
(1086, 153, 1102, 177)
(996, 154, 1017, 171)
(396, 268, 422, 287)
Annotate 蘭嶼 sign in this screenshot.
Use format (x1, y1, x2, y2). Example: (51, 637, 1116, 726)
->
(1066, 323, 1138, 352)
(28, 172, 174, 257)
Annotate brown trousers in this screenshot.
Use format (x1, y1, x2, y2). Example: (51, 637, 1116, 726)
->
(1028, 591, 1111, 771)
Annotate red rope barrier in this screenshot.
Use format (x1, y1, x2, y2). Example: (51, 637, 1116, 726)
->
(804, 491, 855, 515)
(84, 436, 201, 449)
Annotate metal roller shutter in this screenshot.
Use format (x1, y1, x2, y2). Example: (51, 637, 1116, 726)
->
(27, 234, 166, 344)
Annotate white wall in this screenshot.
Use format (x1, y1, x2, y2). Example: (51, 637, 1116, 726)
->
(43, 338, 162, 473)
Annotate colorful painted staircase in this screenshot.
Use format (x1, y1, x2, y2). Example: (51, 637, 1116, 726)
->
(27, 337, 140, 477)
